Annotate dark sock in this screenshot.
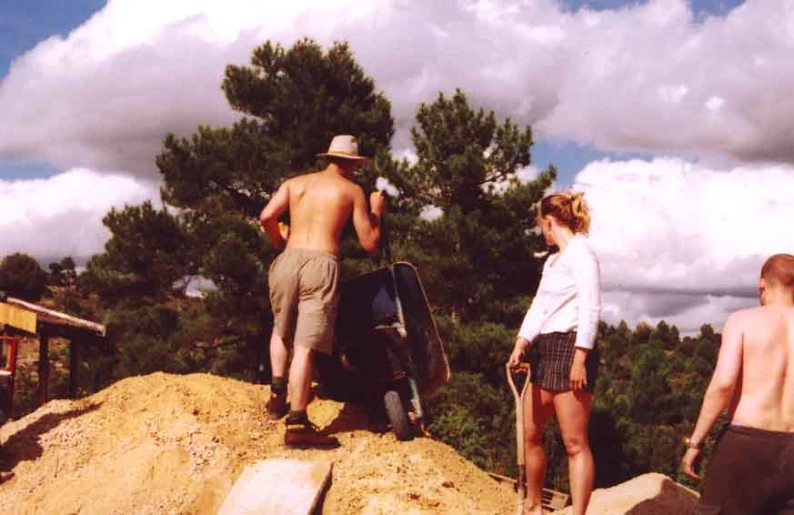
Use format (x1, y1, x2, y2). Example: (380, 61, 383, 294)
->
(286, 410, 309, 426)
(271, 377, 287, 396)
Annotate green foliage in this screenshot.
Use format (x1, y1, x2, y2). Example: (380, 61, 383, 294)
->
(629, 343, 674, 424)
(408, 89, 533, 213)
(107, 304, 184, 376)
(10, 362, 41, 417)
(80, 202, 192, 306)
(0, 252, 48, 301)
(102, 300, 245, 381)
(392, 89, 554, 321)
(425, 372, 514, 472)
(198, 215, 268, 296)
(48, 256, 77, 288)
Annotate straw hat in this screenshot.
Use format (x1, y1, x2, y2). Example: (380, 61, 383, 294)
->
(317, 135, 370, 162)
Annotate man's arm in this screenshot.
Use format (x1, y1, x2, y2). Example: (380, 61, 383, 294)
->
(259, 182, 290, 250)
(352, 188, 384, 255)
(682, 311, 744, 479)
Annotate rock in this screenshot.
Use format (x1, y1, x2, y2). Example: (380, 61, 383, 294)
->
(552, 472, 700, 515)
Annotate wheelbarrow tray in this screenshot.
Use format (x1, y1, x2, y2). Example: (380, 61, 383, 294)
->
(316, 262, 450, 402)
(389, 262, 450, 395)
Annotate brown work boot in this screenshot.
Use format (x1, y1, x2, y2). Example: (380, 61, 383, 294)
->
(266, 392, 288, 421)
(284, 412, 340, 449)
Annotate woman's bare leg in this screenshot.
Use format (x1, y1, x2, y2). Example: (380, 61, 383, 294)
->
(553, 390, 594, 515)
(523, 385, 555, 515)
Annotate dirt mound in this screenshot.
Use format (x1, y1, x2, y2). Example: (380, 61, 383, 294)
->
(552, 472, 700, 515)
(0, 373, 514, 514)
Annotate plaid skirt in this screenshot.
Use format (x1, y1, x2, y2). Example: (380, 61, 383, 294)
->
(527, 331, 599, 393)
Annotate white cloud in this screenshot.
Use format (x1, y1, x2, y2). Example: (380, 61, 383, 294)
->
(601, 291, 754, 335)
(705, 95, 725, 111)
(577, 157, 794, 332)
(516, 164, 541, 183)
(0, 169, 159, 262)
(2, 0, 794, 177)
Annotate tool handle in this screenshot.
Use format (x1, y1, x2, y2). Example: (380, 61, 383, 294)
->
(506, 362, 531, 468)
(380, 209, 392, 265)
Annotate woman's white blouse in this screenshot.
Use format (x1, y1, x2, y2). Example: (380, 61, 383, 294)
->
(517, 234, 601, 350)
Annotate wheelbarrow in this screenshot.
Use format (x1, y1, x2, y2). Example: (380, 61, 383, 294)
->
(315, 220, 450, 441)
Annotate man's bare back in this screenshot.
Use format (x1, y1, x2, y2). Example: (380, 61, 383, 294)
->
(259, 167, 383, 256)
(728, 305, 794, 432)
(284, 171, 364, 256)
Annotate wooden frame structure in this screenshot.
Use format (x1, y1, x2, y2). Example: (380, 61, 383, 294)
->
(0, 295, 106, 408)
(1, 336, 19, 421)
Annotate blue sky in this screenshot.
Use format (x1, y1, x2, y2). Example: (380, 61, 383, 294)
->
(0, 0, 105, 180)
(0, 0, 743, 184)
(565, 0, 741, 15)
(0, 0, 105, 76)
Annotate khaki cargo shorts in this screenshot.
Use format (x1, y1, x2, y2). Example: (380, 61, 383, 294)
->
(268, 248, 340, 355)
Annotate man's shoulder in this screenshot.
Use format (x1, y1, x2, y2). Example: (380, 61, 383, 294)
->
(291, 170, 321, 182)
(735, 305, 788, 317)
(338, 177, 364, 196)
(728, 306, 758, 321)
(287, 171, 331, 188)
(298, 171, 361, 199)
(725, 306, 774, 329)
(327, 174, 361, 196)
(281, 174, 303, 188)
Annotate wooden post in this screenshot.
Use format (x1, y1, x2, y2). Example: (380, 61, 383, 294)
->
(39, 332, 50, 406)
(69, 338, 78, 398)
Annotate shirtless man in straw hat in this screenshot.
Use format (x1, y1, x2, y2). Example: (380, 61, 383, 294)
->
(259, 134, 385, 448)
(683, 253, 794, 514)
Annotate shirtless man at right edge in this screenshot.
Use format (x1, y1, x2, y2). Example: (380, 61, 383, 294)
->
(683, 253, 794, 514)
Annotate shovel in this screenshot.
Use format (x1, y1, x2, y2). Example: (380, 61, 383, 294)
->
(506, 361, 531, 514)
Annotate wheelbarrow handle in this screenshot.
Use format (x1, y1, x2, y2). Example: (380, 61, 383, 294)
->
(380, 208, 392, 265)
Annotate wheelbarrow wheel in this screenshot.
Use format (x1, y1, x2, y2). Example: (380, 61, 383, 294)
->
(384, 389, 413, 441)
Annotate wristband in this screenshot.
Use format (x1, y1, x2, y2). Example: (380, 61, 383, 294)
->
(684, 437, 704, 450)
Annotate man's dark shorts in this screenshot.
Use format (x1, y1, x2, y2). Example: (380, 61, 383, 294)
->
(695, 424, 794, 515)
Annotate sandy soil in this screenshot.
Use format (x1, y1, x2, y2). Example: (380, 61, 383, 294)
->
(0, 372, 515, 515)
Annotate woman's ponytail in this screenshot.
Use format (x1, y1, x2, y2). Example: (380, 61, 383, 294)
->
(568, 191, 591, 235)
(539, 191, 591, 235)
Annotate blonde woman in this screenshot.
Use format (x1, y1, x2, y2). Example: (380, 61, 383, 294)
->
(508, 191, 601, 515)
